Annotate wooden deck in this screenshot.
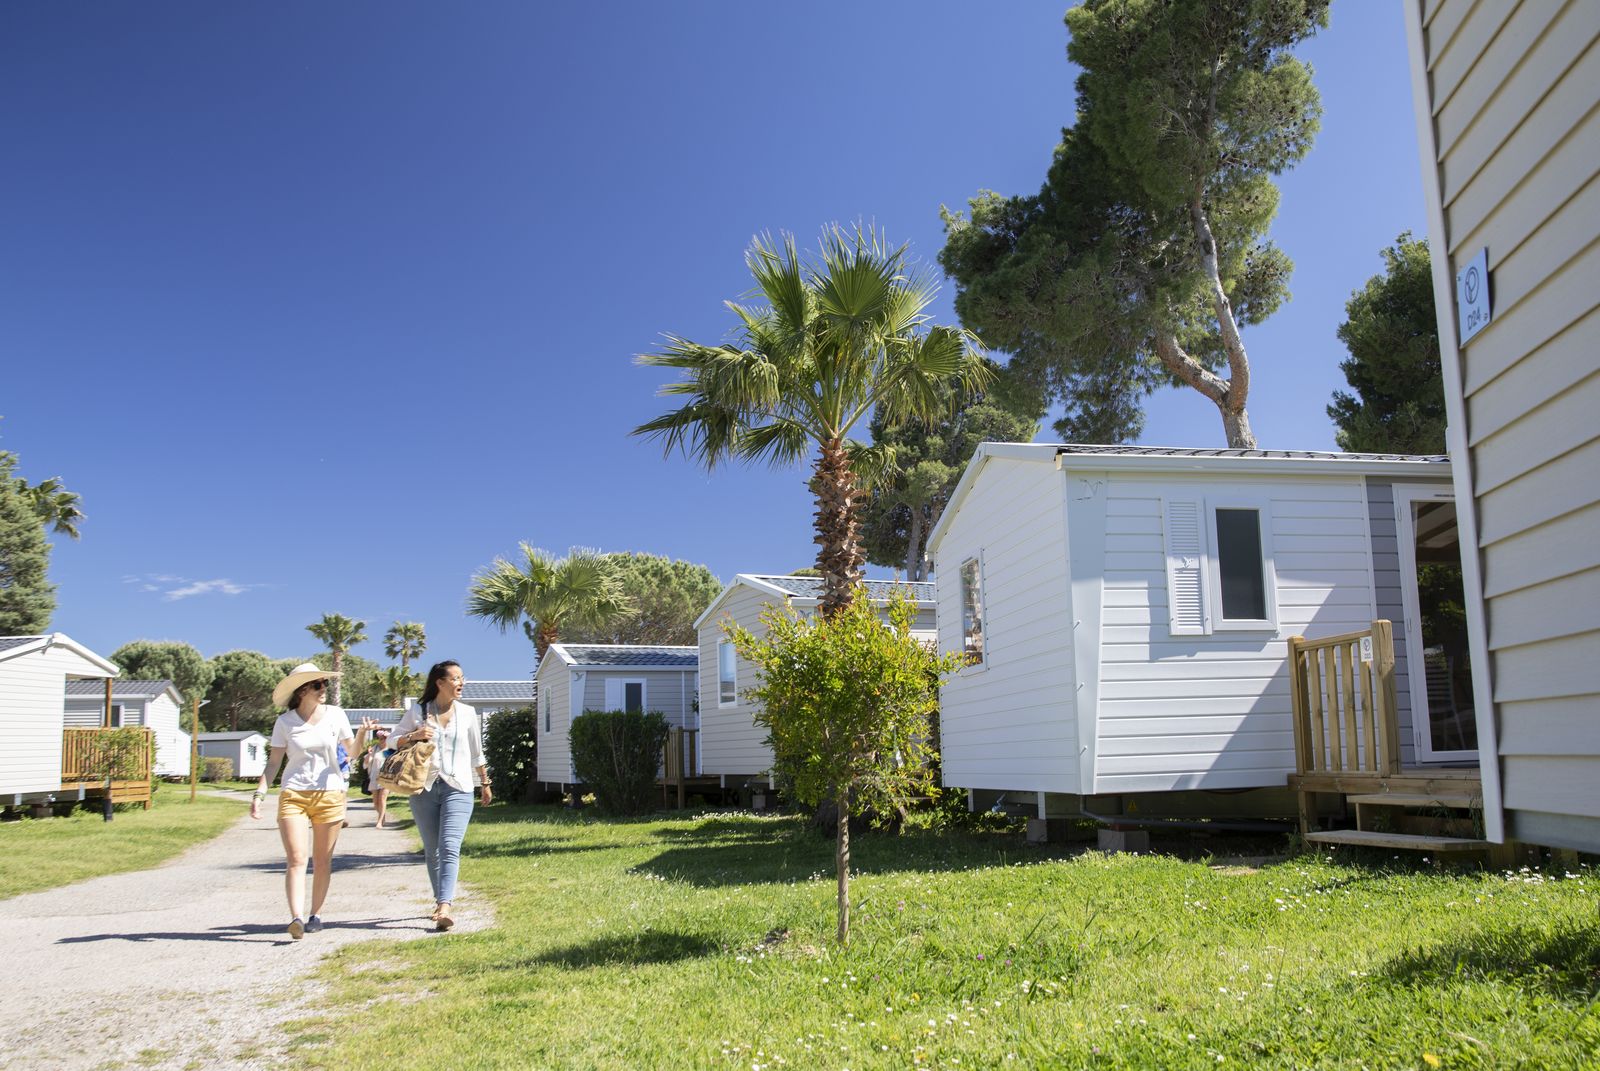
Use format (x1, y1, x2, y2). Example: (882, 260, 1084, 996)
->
(1288, 622, 1493, 858)
(59, 727, 156, 808)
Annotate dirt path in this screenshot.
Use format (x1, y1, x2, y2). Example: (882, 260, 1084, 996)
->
(0, 794, 491, 1071)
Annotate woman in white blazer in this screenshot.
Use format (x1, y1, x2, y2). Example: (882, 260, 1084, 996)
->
(387, 660, 491, 930)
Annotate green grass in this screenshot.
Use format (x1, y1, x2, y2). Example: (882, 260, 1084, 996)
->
(302, 807, 1599, 1070)
(0, 791, 247, 898)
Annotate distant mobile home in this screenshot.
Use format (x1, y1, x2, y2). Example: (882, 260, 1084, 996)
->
(927, 445, 1462, 811)
(64, 679, 190, 777)
(197, 731, 268, 778)
(535, 644, 697, 792)
(695, 574, 936, 789)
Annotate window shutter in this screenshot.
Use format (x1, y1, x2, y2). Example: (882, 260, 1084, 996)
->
(1164, 498, 1210, 636)
(604, 678, 623, 711)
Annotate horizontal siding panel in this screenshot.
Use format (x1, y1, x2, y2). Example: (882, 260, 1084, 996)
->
(1100, 659, 1288, 681)
(1468, 308, 1600, 443)
(1097, 750, 1294, 776)
(1098, 731, 1295, 757)
(1443, 39, 1600, 243)
(1100, 695, 1294, 719)
(1497, 695, 1600, 755)
(1095, 767, 1292, 792)
(1486, 568, 1600, 649)
(1105, 514, 1163, 535)
(1429, 0, 1519, 116)
(1490, 630, 1600, 702)
(1481, 502, 1600, 596)
(1471, 368, 1600, 494)
(1098, 713, 1288, 736)
(1276, 516, 1370, 537)
(1475, 436, 1600, 544)
(1100, 678, 1289, 701)
(1273, 533, 1370, 553)
(1276, 551, 1371, 572)
(1503, 755, 1600, 817)
(1435, 4, 1558, 154)
(1103, 641, 1289, 663)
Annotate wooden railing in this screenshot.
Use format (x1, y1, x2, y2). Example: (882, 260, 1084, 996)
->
(61, 728, 156, 806)
(661, 727, 698, 808)
(1288, 621, 1401, 777)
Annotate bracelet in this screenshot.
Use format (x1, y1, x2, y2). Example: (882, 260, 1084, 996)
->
(252, 789, 267, 799)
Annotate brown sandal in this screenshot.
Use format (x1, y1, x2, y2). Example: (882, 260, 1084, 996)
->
(435, 907, 454, 931)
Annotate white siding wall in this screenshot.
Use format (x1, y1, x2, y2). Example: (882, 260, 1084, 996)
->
(1414, 0, 1600, 850)
(144, 694, 191, 777)
(935, 458, 1078, 794)
(0, 651, 69, 795)
(536, 661, 573, 785)
(1093, 474, 1377, 793)
(579, 669, 698, 728)
(699, 584, 784, 777)
(63, 699, 116, 728)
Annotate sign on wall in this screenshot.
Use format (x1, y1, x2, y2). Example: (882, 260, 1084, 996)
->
(1456, 247, 1491, 344)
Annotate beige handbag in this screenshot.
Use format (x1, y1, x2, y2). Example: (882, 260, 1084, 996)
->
(376, 716, 435, 794)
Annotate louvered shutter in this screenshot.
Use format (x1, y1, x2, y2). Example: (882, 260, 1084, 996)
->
(1164, 499, 1210, 636)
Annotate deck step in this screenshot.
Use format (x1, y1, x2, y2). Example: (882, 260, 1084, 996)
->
(1304, 829, 1492, 852)
(1345, 792, 1481, 808)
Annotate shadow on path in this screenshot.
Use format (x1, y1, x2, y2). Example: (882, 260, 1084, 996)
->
(57, 915, 438, 947)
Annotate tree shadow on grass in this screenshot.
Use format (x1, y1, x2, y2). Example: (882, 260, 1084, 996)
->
(526, 928, 719, 969)
(1380, 918, 1600, 1000)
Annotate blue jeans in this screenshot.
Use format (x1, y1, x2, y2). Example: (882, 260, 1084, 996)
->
(410, 779, 475, 904)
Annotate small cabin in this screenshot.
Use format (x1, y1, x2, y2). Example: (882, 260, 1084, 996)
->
(927, 445, 1467, 817)
(534, 644, 698, 793)
(694, 574, 936, 791)
(0, 634, 119, 805)
(65, 679, 190, 777)
(196, 731, 268, 778)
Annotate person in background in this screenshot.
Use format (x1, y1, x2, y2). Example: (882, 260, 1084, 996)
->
(366, 730, 390, 829)
(386, 660, 491, 931)
(251, 662, 379, 939)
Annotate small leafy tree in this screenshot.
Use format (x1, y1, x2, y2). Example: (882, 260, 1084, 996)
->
(728, 592, 965, 943)
(483, 705, 539, 803)
(81, 727, 149, 821)
(569, 710, 669, 816)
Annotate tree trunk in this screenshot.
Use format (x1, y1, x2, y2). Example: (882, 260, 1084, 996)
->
(813, 439, 864, 618)
(330, 649, 343, 705)
(835, 784, 851, 944)
(1188, 196, 1258, 450)
(534, 622, 559, 663)
(903, 506, 925, 582)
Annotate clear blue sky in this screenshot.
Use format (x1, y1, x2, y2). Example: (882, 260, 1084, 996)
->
(1, 1, 1427, 681)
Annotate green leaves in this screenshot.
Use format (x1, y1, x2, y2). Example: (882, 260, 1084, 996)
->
(466, 545, 632, 661)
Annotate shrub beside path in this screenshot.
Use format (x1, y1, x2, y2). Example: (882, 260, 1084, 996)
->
(0, 795, 491, 1070)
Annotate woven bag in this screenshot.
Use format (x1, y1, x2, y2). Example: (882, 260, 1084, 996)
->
(376, 716, 435, 794)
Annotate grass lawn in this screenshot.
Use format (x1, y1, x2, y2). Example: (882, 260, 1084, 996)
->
(0, 790, 248, 898)
(300, 806, 1598, 1070)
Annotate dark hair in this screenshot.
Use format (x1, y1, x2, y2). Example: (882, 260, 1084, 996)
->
(286, 680, 324, 711)
(419, 660, 461, 711)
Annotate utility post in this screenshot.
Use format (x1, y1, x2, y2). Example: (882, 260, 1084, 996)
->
(189, 698, 210, 802)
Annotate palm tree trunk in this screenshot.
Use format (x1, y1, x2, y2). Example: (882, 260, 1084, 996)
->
(836, 784, 851, 944)
(813, 439, 864, 618)
(534, 622, 559, 664)
(330, 649, 343, 705)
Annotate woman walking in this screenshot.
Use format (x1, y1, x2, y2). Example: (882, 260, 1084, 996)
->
(251, 663, 379, 939)
(387, 659, 491, 930)
(366, 732, 390, 829)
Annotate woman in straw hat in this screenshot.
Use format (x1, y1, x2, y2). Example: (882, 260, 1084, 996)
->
(387, 659, 491, 931)
(250, 662, 379, 939)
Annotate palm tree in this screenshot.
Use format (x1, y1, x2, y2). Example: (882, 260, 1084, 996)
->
(19, 476, 84, 540)
(634, 224, 989, 617)
(305, 613, 368, 705)
(383, 621, 427, 678)
(466, 545, 630, 662)
(374, 665, 419, 708)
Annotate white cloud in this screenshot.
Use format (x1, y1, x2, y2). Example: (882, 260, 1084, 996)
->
(126, 574, 259, 601)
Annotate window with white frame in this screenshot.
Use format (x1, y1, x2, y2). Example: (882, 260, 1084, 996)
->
(605, 678, 645, 713)
(1163, 498, 1277, 635)
(246, 742, 258, 761)
(718, 641, 737, 705)
(543, 691, 551, 733)
(960, 556, 986, 664)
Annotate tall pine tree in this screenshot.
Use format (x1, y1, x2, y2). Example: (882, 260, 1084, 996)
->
(0, 453, 55, 634)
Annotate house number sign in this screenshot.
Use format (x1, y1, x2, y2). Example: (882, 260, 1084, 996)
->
(1456, 247, 1491, 344)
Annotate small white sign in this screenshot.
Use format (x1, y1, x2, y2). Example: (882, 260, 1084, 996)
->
(1360, 636, 1373, 663)
(1456, 247, 1491, 344)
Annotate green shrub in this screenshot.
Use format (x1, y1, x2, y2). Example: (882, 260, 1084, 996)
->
(200, 757, 233, 783)
(569, 710, 669, 816)
(483, 706, 538, 802)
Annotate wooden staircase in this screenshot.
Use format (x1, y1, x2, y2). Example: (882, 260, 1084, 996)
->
(1287, 623, 1497, 860)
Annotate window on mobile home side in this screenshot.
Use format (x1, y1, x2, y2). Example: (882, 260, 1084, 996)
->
(960, 557, 986, 664)
(718, 640, 737, 705)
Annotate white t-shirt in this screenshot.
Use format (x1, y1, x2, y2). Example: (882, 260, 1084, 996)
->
(391, 701, 485, 793)
(270, 705, 355, 792)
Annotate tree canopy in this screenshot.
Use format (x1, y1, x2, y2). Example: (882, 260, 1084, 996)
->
(467, 545, 632, 662)
(941, 0, 1329, 448)
(110, 640, 215, 712)
(635, 224, 990, 617)
(383, 621, 427, 677)
(0, 453, 54, 634)
(558, 553, 723, 646)
(306, 613, 368, 705)
(1328, 232, 1445, 454)
(204, 650, 294, 732)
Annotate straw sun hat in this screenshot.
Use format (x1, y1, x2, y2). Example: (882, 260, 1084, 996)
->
(272, 662, 340, 709)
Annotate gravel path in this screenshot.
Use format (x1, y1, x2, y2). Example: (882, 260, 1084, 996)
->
(0, 794, 491, 1071)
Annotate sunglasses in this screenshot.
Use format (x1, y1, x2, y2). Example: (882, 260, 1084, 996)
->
(308, 680, 328, 691)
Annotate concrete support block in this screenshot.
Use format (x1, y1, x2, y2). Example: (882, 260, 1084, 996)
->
(1097, 828, 1149, 853)
(1026, 818, 1077, 844)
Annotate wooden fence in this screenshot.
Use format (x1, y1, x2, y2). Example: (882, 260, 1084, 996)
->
(661, 727, 698, 808)
(1288, 620, 1401, 777)
(60, 727, 156, 807)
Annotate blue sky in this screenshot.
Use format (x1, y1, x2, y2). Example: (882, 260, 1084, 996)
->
(1, 1, 1427, 681)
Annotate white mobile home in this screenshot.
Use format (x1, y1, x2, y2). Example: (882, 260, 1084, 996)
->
(0, 634, 119, 803)
(65, 679, 190, 777)
(1406, 1, 1600, 852)
(461, 680, 536, 720)
(535, 644, 697, 792)
(196, 732, 268, 778)
(928, 445, 1463, 810)
(695, 574, 937, 789)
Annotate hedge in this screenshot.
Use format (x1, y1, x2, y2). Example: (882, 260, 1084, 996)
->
(569, 710, 668, 816)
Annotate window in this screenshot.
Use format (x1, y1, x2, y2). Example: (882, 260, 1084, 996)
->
(1163, 497, 1277, 635)
(718, 641, 737, 704)
(604, 678, 646, 713)
(960, 557, 986, 665)
(543, 692, 551, 733)
(246, 742, 258, 761)
(106, 704, 123, 728)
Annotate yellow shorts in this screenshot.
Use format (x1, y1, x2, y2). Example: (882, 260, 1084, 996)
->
(277, 789, 347, 825)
